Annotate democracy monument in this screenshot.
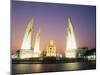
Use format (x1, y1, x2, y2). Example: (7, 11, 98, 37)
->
(13, 17, 78, 60)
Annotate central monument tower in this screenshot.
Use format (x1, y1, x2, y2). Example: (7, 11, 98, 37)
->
(46, 40, 56, 57)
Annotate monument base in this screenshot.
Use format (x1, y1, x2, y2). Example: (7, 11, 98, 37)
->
(32, 52, 40, 57)
(66, 50, 77, 58)
(20, 49, 33, 59)
(46, 53, 56, 57)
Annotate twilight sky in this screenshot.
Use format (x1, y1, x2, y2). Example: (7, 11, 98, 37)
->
(11, 0, 96, 54)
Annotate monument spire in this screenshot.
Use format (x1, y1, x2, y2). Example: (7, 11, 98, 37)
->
(33, 28, 41, 57)
(66, 17, 77, 58)
(21, 18, 33, 49)
(20, 18, 34, 59)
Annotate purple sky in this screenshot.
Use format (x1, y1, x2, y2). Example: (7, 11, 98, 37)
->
(11, 1, 96, 54)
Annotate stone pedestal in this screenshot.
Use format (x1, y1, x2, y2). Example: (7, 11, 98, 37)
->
(66, 49, 77, 58)
(20, 49, 33, 59)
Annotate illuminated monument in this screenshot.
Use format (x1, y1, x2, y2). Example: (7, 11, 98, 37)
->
(46, 40, 56, 57)
(33, 28, 41, 57)
(19, 17, 77, 59)
(19, 18, 41, 59)
(65, 17, 77, 58)
(20, 18, 33, 59)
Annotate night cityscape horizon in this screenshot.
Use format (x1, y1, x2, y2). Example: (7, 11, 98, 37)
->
(11, 1, 96, 54)
(11, 1, 96, 74)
